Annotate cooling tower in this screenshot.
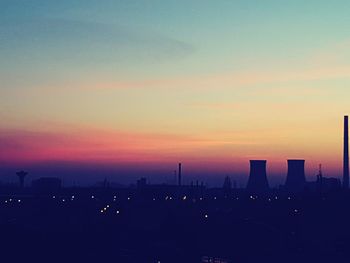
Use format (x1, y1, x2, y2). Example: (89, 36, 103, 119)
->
(246, 160, 269, 192)
(285, 160, 306, 192)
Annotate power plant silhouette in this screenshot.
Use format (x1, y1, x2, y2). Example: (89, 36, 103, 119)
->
(246, 116, 348, 193)
(1, 116, 350, 263)
(285, 160, 306, 192)
(246, 160, 269, 192)
(5, 115, 349, 194)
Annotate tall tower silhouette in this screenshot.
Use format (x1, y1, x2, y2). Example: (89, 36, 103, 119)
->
(343, 115, 349, 189)
(285, 160, 306, 192)
(178, 163, 182, 186)
(246, 160, 269, 192)
(16, 171, 28, 188)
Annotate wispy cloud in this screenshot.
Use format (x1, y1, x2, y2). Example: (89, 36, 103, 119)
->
(0, 17, 195, 61)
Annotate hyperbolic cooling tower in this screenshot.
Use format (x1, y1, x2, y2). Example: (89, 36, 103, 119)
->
(246, 160, 269, 192)
(285, 160, 306, 192)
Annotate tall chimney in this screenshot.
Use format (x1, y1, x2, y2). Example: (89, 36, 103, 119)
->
(178, 163, 182, 186)
(16, 171, 28, 188)
(246, 160, 269, 193)
(344, 116, 349, 189)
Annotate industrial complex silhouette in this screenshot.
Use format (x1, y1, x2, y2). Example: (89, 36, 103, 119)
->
(0, 116, 350, 263)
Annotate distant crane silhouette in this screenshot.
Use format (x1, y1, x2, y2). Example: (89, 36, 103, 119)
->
(16, 171, 28, 188)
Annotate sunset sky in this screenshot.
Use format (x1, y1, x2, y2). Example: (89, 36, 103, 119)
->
(1, 0, 350, 185)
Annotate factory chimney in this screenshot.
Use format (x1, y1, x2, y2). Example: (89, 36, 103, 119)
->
(344, 116, 349, 189)
(285, 160, 306, 192)
(178, 163, 182, 186)
(246, 160, 269, 193)
(16, 171, 28, 188)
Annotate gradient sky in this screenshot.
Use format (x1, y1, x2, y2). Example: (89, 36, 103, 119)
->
(1, 0, 350, 186)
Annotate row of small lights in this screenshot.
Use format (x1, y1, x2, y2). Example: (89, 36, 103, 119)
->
(100, 204, 121, 215)
(1, 196, 298, 217)
(1, 195, 297, 206)
(48, 195, 295, 202)
(2, 196, 296, 218)
(98, 204, 208, 219)
(4, 198, 21, 203)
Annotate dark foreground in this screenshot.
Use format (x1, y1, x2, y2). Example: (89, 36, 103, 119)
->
(1, 190, 350, 263)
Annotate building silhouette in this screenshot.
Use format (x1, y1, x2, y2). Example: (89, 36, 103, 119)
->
(285, 159, 306, 192)
(246, 160, 269, 192)
(137, 177, 147, 189)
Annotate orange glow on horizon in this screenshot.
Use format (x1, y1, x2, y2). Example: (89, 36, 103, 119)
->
(0, 123, 343, 178)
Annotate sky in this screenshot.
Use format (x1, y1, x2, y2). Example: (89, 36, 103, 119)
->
(1, 0, 350, 186)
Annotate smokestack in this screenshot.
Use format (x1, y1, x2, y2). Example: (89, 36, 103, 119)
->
(16, 171, 28, 188)
(246, 160, 269, 193)
(344, 116, 349, 189)
(285, 160, 306, 192)
(178, 163, 182, 186)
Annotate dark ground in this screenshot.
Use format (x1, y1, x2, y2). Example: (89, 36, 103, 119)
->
(1, 189, 350, 263)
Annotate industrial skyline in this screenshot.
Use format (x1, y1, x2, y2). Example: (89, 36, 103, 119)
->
(1, 115, 347, 192)
(2, 2, 350, 262)
(1, 1, 350, 184)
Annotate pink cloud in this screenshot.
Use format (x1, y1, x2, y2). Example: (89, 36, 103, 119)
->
(0, 127, 260, 165)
